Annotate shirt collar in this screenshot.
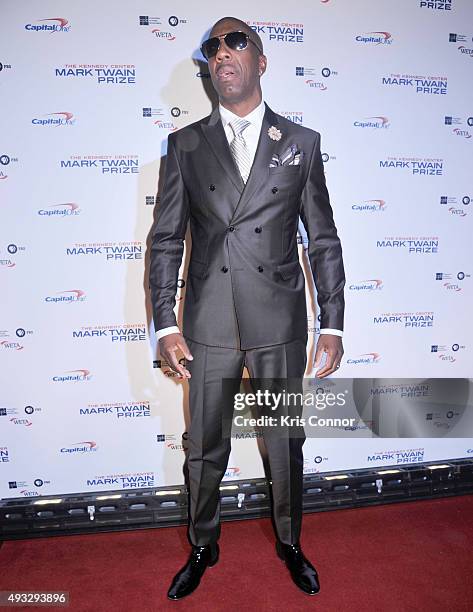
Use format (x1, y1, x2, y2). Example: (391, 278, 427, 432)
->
(219, 98, 266, 130)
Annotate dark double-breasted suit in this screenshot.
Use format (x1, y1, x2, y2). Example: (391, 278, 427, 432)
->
(149, 102, 345, 546)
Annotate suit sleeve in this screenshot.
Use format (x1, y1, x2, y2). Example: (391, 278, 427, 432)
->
(300, 132, 345, 332)
(149, 133, 190, 333)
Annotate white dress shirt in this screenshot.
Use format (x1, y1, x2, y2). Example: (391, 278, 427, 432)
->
(156, 99, 343, 341)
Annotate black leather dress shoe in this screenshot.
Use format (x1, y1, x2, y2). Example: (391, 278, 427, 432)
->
(276, 541, 320, 595)
(167, 543, 219, 600)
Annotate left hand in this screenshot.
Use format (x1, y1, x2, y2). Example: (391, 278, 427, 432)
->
(314, 334, 344, 378)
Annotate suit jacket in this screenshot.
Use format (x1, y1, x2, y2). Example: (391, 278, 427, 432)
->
(149, 102, 345, 350)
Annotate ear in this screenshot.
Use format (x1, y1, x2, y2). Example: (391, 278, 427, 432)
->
(258, 54, 267, 77)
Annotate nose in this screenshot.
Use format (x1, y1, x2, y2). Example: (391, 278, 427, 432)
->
(215, 39, 232, 62)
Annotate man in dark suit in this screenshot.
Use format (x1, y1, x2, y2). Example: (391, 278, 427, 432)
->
(149, 16, 345, 600)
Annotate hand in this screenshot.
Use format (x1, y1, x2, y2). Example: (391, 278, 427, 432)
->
(314, 334, 344, 379)
(159, 333, 193, 379)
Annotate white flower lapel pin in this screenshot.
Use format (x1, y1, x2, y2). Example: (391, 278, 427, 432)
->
(267, 126, 282, 141)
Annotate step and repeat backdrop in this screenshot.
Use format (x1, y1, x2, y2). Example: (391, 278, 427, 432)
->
(1, 0, 472, 498)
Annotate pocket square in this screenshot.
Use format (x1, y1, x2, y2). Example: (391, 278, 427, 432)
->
(269, 144, 304, 167)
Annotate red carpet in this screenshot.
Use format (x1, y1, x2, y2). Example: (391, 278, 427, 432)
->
(1, 495, 472, 611)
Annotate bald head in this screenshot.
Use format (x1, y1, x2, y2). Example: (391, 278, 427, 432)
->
(210, 17, 264, 55)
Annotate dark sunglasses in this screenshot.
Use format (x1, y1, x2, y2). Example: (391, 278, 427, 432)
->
(201, 30, 262, 60)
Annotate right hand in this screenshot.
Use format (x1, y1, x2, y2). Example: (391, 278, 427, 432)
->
(159, 333, 193, 379)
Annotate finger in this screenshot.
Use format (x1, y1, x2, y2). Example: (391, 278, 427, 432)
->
(178, 337, 193, 361)
(166, 347, 191, 379)
(176, 363, 192, 379)
(316, 351, 340, 378)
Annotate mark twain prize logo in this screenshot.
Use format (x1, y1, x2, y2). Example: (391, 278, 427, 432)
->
(449, 33, 473, 58)
(60, 441, 98, 454)
(45, 289, 86, 304)
(55, 64, 136, 84)
(60, 155, 139, 174)
(66, 241, 143, 261)
(371, 382, 431, 398)
(352, 199, 386, 212)
(25, 17, 71, 33)
(382, 73, 447, 94)
(86, 471, 155, 489)
(431, 342, 466, 363)
(379, 157, 443, 175)
(377, 236, 439, 253)
(355, 31, 393, 45)
(306, 313, 321, 334)
(444, 115, 473, 139)
(373, 311, 434, 328)
(279, 111, 304, 125)
(80, 401, 152, 419)
(420, 0, 452, 9)
(440, 194, 471, 217)
(32, 112, 76, 127)
(435, 271, 470, 292)
(368, 447, 424, 465)
(139, 15, 187, 40)
(296, 66, 338, 91)
(38, 202, 81, 217)
(354, 116, 389, 129)
(72, 324, 147, 343)
(349, 279, 383, 291)
(248, 20, 304, 43)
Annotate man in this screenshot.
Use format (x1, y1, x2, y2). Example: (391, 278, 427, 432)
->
(149, 16, 345, 600)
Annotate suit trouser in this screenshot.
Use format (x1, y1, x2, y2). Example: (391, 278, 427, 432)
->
(184, 334, 308, 547)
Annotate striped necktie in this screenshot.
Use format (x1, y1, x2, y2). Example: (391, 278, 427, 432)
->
(229, 118, 251, 183)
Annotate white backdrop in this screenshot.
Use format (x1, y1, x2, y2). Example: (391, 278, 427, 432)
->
(1, 0, 472, 498)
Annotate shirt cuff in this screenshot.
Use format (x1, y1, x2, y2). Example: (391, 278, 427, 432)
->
(319, 328, 343, 337)
(156, 326, 181, 341)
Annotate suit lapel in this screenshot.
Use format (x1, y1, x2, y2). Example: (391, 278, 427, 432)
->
(230, 103, 280, 222)
(201, 107, 245, 194)
(200, 103, 281, 219)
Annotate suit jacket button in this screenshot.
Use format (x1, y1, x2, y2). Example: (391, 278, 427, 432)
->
(258, 265, 264, 273)
(272, 186, 278, 194)
(254, 226, 262, 233)
(228, 225, 235, 232)
(209, 184, 216, 191)
(221, 265, 229, 273)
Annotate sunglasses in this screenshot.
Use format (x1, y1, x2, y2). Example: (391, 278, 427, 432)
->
(201, 30, 262, 60)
